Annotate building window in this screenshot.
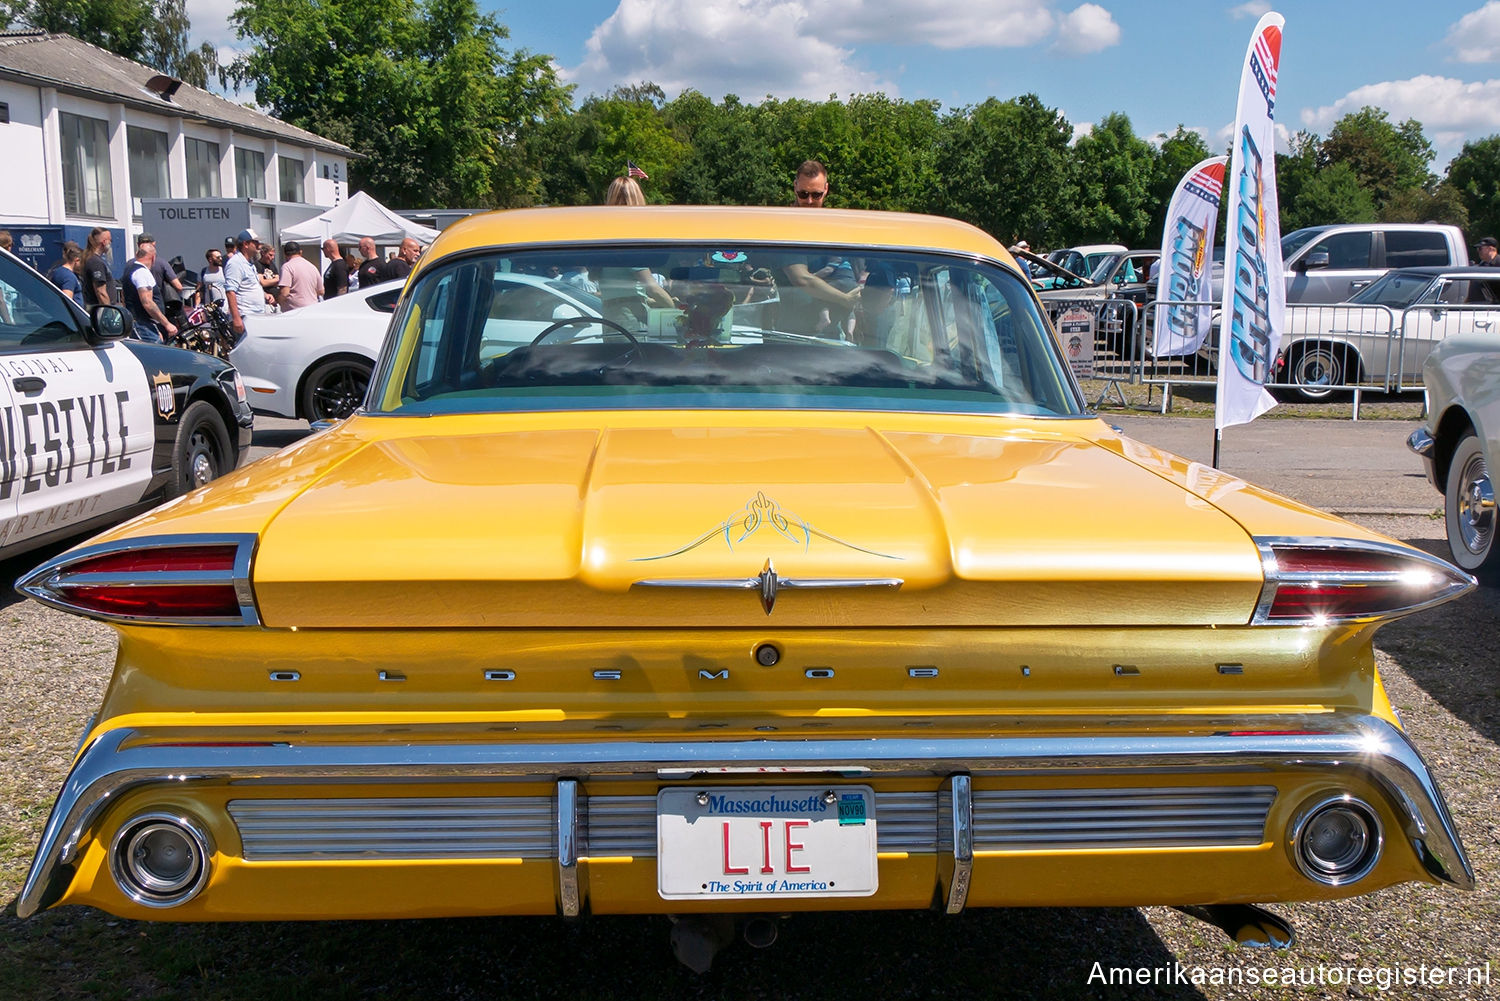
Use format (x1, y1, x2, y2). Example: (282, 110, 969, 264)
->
(235, 147, 265, 199)
(126, 125, 169, 214)
(59, 111, 113, 217)
(278, 155, 304, 202)
(186, 137, 220, 197)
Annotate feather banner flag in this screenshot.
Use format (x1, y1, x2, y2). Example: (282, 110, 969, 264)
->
(1152, 155, 1227, 358)
(1215, 11, 1286, 430)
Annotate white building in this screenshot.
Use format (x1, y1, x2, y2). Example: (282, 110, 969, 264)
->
(0, 31, 353, 246)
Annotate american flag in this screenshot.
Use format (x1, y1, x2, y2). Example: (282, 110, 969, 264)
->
(626, 160, 649, 180)
(1254, 29, 1279, 91)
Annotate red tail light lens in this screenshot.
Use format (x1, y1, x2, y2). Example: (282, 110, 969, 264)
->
(15, 536, 259, 626)
(1254, 539, 1474, 625)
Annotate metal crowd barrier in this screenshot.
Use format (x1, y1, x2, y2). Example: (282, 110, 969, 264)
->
(1132, 299, 1498, 420)
(1040, 296, 1142, 407)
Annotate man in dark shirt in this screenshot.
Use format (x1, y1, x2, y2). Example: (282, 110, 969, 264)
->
(356, 236, 384, 289)
(322, 238, 350, 297)
(82, 227, 118, 307)
(383, 237, 421, 282)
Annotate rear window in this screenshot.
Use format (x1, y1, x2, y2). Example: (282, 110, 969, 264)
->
(1384, 231, 1450, 268)
(372, 244, 1081, 418)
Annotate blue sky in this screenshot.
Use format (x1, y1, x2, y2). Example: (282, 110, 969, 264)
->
(189, 1, 1500, 170)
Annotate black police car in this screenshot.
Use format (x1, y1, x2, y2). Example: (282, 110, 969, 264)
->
(0, 248, 253, 562)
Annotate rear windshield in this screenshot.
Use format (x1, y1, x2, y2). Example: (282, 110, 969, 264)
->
(371, 244, 1081, 417)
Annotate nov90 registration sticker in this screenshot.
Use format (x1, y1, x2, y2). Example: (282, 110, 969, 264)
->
(657, 786, 878, 900)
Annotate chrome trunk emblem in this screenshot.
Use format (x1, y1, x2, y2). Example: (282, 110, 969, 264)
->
(634, 559, 902, 615)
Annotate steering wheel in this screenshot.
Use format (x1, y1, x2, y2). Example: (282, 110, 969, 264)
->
(530, 315, 639, 346)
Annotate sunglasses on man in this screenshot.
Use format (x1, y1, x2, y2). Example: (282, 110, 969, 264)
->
(795, 188, 827, 201)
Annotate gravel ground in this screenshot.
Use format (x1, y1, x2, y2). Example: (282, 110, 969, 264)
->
(1, 449, 1497, 999)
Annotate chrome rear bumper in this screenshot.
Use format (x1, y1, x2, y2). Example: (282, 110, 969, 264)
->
(17, 712, 1473, 918)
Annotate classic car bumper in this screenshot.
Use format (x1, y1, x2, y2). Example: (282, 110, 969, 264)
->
(19, 712, 1472, 920)
(1407, 426, 1439, 490)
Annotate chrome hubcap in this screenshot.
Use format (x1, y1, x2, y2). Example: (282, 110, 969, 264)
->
(1457, 456, 1495, 555)
(191, 450, 213, 486)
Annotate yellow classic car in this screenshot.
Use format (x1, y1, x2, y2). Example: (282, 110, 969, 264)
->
(16, 207, 1475, 967)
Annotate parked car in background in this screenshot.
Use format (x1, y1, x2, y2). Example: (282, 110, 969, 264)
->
(16, 207, 1476, 968)
(1281, 223, 1469, 305)
(1278, 266, 1500, 400)
(1034, 244, 1126, 291)
(0, 248, 252, 564)
(1411, 321, 1500, 581)
(232, 274, 608, 421)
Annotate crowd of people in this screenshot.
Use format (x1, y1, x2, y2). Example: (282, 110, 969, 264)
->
(32, 226, 427, 345)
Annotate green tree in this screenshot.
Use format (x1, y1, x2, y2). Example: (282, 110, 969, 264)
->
(662, 91, 784, 206)
(0, 0, 216, 86)
(932, 94, 1075, 246)
(230, 0, 570, 207)
(1283, 161, 1377, 230)
(1147, 126, 1213, 246)
(1319, 106, 1435, 212)
(1068, 112, 1156, 246)
(1446, 135, 1500, 243)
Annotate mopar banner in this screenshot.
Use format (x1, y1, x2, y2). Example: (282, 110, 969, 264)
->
(1152, 156, 1226, 357)
(1215, 11, 1286, 431)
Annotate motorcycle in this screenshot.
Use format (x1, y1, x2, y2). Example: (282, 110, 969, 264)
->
(171, 298, 237, 360)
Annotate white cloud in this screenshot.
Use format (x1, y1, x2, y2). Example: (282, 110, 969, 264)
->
(1051, 4, 1121, 56)
(1444, 1, 1500, 63)
(822, 0, 1055, 50)
(1301, 74, 1500, 136)
(568, 0, 892, 101)
(1301, 75, 1500, 167)
(567, 0, 1118, 101)
(186, 0, 240, 47)
(1229, 1, 1271, 19)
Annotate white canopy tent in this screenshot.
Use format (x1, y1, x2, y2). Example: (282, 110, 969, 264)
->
(278, 190, 440, 247)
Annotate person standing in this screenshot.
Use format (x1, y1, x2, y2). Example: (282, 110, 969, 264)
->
(781, 160, 860, 331)
(198, 247, 227, 307)
(140, 234, 186, 317)
(223, 228, 270, 339)
(1478, 237, 1499, 267)
(322, 238, 349, 297)
(121, 235, 177, 342)
(276, 241, 324, 311)
(356, 236, 384, 289)
(383, 237, 421, 282)
(82, 227, 118, 307)
(47, 241, 85, 305)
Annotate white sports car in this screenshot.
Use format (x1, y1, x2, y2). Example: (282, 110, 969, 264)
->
(232, 274, 606, 420)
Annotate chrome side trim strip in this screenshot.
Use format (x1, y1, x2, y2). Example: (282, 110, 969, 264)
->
(15, 533, 261, 626)
(16, 713, 1474, 918)
(945, 775, 972, 915)
(557, 779, 580, 917)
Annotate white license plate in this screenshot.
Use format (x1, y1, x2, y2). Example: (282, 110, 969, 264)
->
(657, 785, 878, 900)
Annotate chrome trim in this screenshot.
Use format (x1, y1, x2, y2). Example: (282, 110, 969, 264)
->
(228, 797, 555, 859)
(1406, 427, 1435, 458)
(972, 785, 1275, 847)
(1288, 793, 1383, 886)
(557, 780, 581, 917)
(16, 713, 1474, 918)
(107, 811, 213, 909)
(15, 533, 261, 627)
(634, 559, 902, 615)
(1251, 536, 1475, 626)
(945, 775, 973, 914)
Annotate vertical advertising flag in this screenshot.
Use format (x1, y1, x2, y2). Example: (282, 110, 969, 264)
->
(1215, 11, 1286, 431)
(1152, 155, 1227, 357)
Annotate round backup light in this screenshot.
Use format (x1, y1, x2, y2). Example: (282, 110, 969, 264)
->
(110, 813, 212, 907)
(1290, 796, 1381, 885)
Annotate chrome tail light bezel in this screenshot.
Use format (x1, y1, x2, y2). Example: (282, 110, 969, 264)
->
(1252, 536, 1475, 626)
(109, 810, 214, 907)
(15, 533, 261, 626)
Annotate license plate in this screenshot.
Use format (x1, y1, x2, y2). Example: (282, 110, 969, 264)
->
(657, 785, 878, 900)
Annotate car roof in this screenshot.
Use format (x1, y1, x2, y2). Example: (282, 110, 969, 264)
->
(1381, 266, 1500, 279)
(415, 207, 1014, 280)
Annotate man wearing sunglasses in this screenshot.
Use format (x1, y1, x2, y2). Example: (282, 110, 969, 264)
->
(781, 160, 860, 335)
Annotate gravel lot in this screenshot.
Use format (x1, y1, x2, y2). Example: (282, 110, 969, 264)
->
(1, 417, 1497, 1000)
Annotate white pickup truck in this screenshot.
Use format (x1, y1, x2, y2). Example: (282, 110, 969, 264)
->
(1281, 223, 1470, 304)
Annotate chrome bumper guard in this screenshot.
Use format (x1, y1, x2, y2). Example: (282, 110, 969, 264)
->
(17, 712, 1473, 918)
